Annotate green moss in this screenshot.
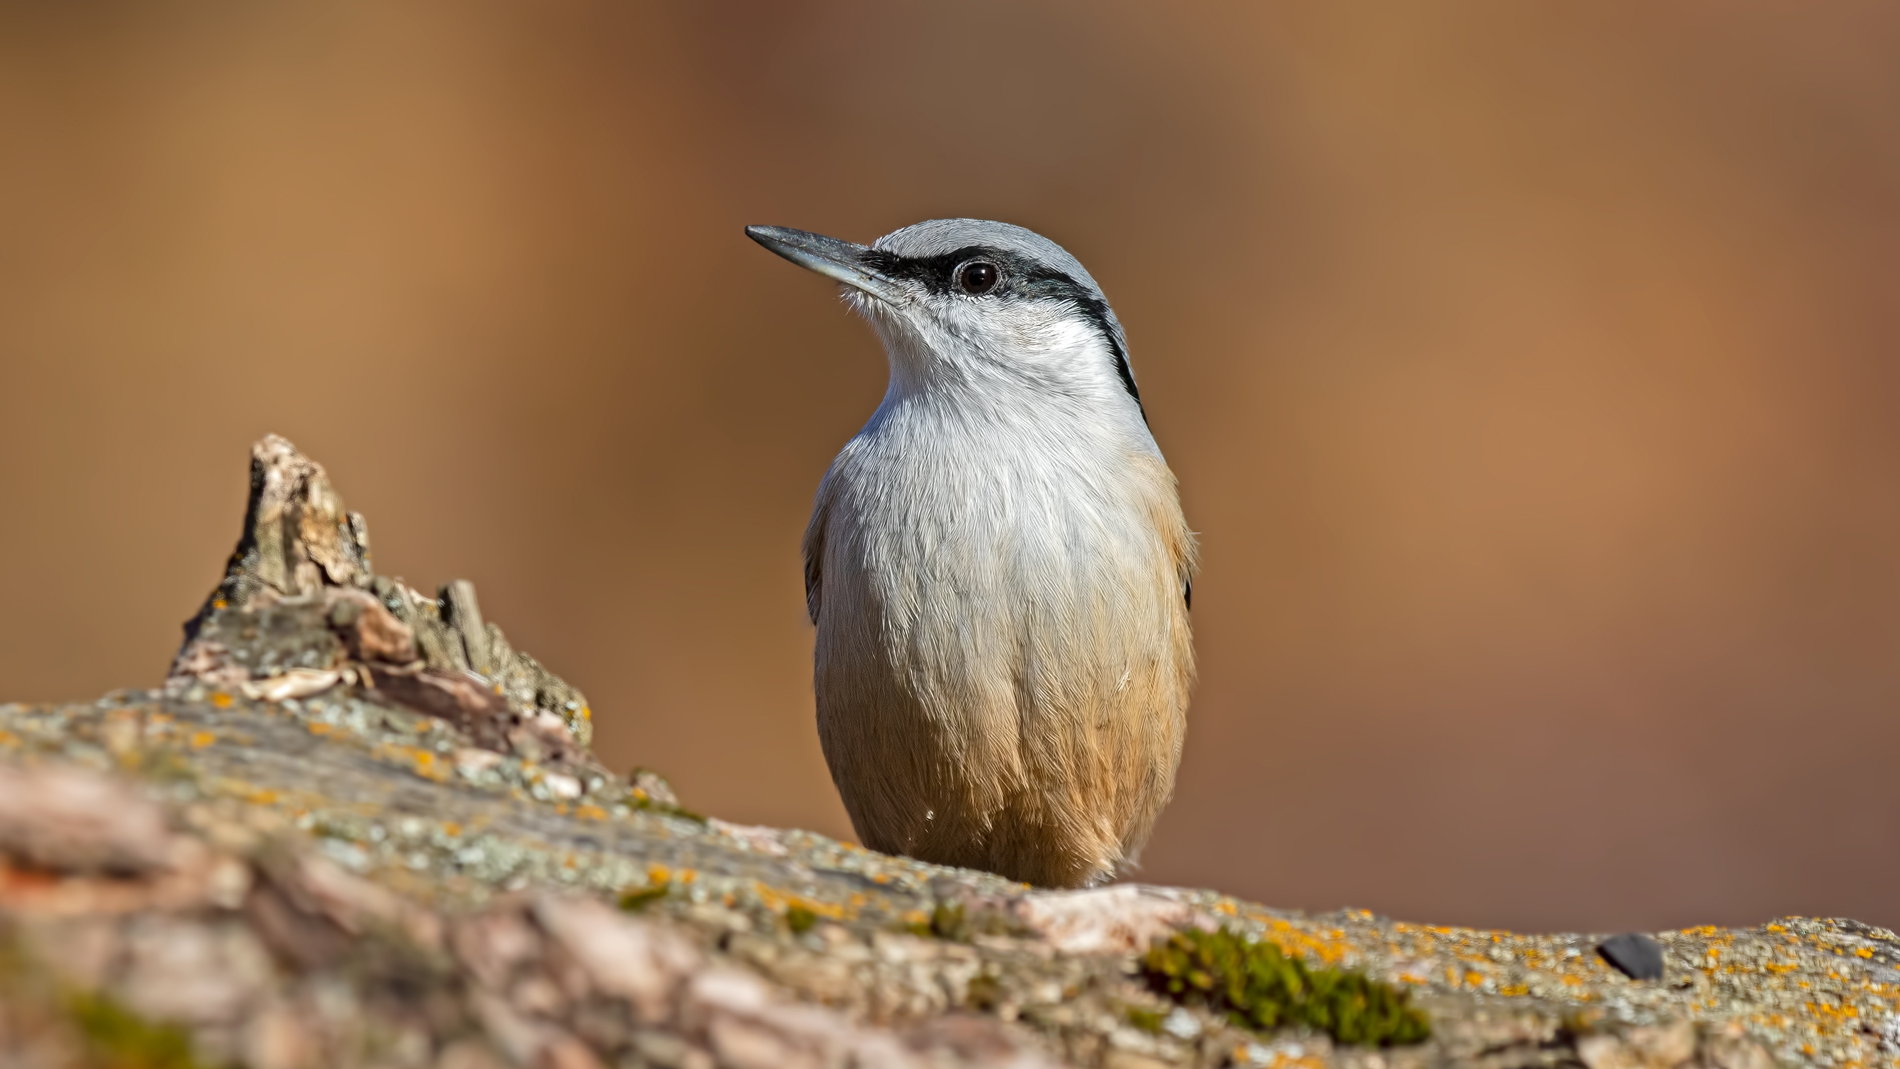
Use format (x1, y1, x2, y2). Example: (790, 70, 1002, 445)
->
(311, 819, 358, 841)
(963, 973, 1003, 1011)
(133, 748, 197, 785)
(785, 905, 818, 934)
(1123, 1005, 1168, 1034)
(1141, 929, 1430, 1047)
(905, 901, 1029, 942)
(628, 795, 706, 824)
(68, 992, 202, 1069)
(927, 902, 966, 940)
(617, 884, 669, 912)
(901, 903, 963, 939)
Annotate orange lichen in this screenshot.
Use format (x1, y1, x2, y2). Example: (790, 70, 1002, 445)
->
(367, 744, 449, 783)
(1261, 918, 1352, 965)
(755, 883, 846, 925)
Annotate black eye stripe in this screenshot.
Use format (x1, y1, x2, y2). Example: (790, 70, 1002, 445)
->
(1077, 295, 1145, 423)
(866, 244, 1146, 421)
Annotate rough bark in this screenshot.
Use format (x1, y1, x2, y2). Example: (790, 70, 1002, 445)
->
(0, 436, 1890, 1069)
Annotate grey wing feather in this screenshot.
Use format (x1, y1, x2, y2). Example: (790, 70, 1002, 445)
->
(804, 543, 822, 624)
(802, 492, 827, 625)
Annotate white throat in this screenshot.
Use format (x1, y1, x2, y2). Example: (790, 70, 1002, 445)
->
(847, 290, 1147, 446)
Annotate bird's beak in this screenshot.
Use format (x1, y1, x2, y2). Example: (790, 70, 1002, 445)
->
(745, 225, 902, 303)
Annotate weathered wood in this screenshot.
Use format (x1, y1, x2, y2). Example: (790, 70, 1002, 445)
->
(171, 435, 593, 750)
(0, 436, 1885, 1069)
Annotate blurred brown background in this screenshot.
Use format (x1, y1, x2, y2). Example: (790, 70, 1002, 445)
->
(3, 1, 1898, 933)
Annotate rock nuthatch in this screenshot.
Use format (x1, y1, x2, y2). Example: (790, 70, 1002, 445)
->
(747, 219, 1196, 888)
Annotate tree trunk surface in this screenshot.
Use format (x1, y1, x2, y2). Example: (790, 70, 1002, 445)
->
(0, 437, 1884, 1069)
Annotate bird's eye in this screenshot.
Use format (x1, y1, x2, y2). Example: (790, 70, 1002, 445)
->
(957, 261, 999, 295)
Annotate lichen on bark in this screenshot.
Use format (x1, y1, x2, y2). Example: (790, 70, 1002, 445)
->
(0, 435, 1883, 1069)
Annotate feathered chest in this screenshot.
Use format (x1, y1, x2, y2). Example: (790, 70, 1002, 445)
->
(814, 397, 1178, 614)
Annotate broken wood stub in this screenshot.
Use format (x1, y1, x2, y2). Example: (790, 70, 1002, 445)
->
(198, 434, 372, 621)
(169, 434, 596, 751)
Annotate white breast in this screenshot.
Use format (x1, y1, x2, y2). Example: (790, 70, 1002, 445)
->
(806, 304, 1195, 888)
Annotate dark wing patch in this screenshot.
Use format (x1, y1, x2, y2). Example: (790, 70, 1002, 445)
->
(804, 548, 822, 624)
(802, 494, 828, 625)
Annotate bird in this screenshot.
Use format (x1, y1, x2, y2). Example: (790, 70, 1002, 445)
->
(746, 219, 1196, 888)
